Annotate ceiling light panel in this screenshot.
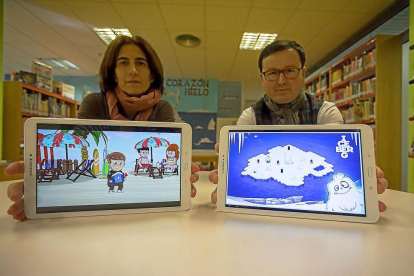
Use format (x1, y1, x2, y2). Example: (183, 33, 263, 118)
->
(37, 58, 80, 70)
(93, 28, 132, 45)
(239, 32, 278, 50)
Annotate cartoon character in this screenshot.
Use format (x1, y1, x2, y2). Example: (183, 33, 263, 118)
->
(265, 155, 272, 171)
(165, 144, 179, 173)
(92, 149, 100, 175)
(137, 147, 151, 173)
(106, 152, 127, 194)
(81, 147, 89, 169)
(326, 173, 364, 212)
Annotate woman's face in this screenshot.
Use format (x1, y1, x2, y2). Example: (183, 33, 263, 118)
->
(114, 43, 154, 96)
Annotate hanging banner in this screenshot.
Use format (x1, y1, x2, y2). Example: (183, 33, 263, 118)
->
(163, 78, 218, 112)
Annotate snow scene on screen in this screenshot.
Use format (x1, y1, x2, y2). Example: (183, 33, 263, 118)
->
(36, 127, 181, 212)
(226, 131, 366, 216)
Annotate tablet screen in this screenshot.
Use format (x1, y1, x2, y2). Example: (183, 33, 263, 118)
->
(225, 130, 367, 217)
(36, 124, 182, 213)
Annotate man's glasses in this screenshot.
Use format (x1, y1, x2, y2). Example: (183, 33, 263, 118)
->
(261, 67, 302, 81)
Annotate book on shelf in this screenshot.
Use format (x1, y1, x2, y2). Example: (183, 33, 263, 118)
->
(20, 89, 72, 117)
(32, 60, 53, 92)
(19, 71, 37, 86)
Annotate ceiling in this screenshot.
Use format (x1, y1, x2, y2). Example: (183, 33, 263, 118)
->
(3, 0, 400, 82)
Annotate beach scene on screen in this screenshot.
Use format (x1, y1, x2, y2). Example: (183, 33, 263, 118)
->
(36, 126, 182, 212)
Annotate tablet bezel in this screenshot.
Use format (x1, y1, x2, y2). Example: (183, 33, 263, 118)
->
(24, 118, 192, 219)
(217, 124, 379, 224)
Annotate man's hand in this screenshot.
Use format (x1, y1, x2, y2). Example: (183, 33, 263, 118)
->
(4, 162, 26, 221)
(190, 162, 200, 198)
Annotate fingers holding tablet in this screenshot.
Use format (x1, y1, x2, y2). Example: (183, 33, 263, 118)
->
(5, 163, 26, 221)
(190, 162, 200, 198)
(4, 161, 25, 175)
(211, 188, 217, 204)
(7, 198, 26, 221)
(7, 180, 24, 203)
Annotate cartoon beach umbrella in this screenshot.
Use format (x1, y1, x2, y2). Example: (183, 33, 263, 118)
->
(38, 132, 90, 161)
(134, 136, 170, 163)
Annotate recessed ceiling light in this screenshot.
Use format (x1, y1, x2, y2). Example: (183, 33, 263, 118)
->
(239, 32, 278, 50)
(93, 28, 132, 45)
(37, 58, 79, 70)
(175, 34, 201, 48)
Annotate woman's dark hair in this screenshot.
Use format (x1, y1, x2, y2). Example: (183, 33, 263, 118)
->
(258, 40, 306, 72)
(99, 35, 164, 94)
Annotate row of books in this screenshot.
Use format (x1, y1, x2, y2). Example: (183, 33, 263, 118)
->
(332, 49, 376, 85)
(305, 80, 320, 95)
(320, 74, 329, 91)
(332, 77, 376, 103)
(305, 74, 329, 95)
(341, 99, 376, 123)
(21, 89, 72, 117)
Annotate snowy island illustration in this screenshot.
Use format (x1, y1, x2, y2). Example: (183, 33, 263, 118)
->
(241, 144, 334, 186)
(226, 132, 366, 215)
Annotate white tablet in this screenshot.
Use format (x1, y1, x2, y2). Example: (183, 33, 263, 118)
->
(217, 125, 379, 223)
(24, 118, 192, 219)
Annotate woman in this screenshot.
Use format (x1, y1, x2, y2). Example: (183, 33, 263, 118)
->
(78, 35, 174, 122)
(5, 35, 199, 220)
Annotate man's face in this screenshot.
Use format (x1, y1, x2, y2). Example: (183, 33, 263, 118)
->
(110, 159, 125, 171)
(260, 49, 307, 104)
(139, 150, 149, 158)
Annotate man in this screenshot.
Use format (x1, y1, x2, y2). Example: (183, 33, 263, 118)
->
(209, 40, 388, 212)
(238, 40, 343, 126)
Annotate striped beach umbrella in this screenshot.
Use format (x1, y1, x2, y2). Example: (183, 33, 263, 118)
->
(134, 137, 170, 163)
(38, 132, 90, 161)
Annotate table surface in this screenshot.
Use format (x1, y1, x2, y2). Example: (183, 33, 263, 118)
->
(1, 172, 414, 276)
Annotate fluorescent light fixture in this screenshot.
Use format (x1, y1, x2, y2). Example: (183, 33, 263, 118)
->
(38, 58, 79, 70)
(239, 32, 278, 50)
(93, 28, 132, 45)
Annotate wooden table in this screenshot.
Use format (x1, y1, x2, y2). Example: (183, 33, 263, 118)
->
(1, 172, 414, 275)
(148, 166, 164, 179)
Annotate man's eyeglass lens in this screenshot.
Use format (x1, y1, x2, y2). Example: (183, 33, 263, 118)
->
(263, 68, 301, 80)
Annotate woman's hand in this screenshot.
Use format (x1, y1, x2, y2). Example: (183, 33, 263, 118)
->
(376, 166, 388, 212)
(4, 162, 26, 221)
(208, 143, 219, 204)
(190, 162, 200, 198)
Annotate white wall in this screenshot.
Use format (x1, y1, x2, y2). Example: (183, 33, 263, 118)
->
(242, 79, 263, 110)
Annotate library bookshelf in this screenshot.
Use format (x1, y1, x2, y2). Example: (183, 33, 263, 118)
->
(3, 81, 80, 162)
(305, 34, 403, 190)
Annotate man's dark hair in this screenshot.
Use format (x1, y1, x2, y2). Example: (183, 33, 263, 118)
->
(137, 147, 149, 153)
(258, 40, 306, 72)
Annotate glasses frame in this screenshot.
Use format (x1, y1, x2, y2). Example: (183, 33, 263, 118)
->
(261, 67, 303, 81)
